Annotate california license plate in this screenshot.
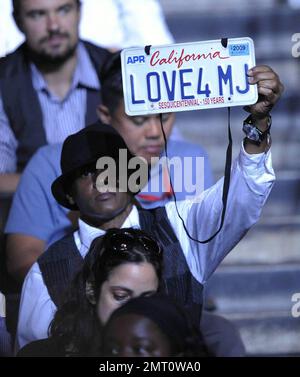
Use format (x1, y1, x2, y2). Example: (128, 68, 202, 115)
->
(121, 37, 258, 116)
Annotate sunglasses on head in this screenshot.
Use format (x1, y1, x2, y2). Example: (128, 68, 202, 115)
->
(106, 230, 162, 255)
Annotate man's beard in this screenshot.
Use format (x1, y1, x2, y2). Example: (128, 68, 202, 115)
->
(25, 36, 78, 70)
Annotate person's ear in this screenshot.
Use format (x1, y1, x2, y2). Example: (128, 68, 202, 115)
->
(66, 194, 76, 206)
(97, 104, 111, 125)
(85, 281, 97, 305)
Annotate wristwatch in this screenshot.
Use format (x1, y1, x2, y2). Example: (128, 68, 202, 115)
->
(243, 114, 272, 145)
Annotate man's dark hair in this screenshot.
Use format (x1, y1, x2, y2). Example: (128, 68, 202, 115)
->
(101, 52, 124, 115)
(13, 0, 81, 20)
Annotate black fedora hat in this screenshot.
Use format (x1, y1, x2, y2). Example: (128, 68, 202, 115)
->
(51, 122, 141, 210)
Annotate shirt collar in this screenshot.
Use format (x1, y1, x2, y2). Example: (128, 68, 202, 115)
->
(30, 63, 47, 92)
(72, 42, 100, 90)
(30, 42, 100, 93)
(78, 205, 140, 252)
(138, 157, 173, 201)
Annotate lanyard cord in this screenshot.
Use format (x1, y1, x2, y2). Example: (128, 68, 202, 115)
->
(160, 107, 232, 244)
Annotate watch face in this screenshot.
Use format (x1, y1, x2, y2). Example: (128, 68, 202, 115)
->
(243, 123, 260, 141)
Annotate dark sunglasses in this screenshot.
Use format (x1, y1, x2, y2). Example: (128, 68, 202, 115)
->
(107, 231, 162, 255)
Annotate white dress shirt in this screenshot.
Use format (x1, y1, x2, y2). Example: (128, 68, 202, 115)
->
(16, 144, 275, 349)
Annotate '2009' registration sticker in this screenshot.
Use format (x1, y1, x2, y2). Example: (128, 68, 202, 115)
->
(121, 37, 258, 116)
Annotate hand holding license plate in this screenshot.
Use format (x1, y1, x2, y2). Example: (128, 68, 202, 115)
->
(121, 37, 258, 116)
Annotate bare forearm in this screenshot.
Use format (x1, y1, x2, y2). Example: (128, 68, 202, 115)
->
(6, 235, 45, 283)
(0, 174, 21, 194)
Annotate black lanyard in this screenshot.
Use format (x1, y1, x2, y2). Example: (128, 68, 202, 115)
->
(160, 107, 232, 244)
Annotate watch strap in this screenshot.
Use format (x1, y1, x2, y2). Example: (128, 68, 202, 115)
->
(243, 114, 272, 144)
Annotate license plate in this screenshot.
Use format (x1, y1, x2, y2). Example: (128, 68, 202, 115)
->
(121, 37, 258, 116)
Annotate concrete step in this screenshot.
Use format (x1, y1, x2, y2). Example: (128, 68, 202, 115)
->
(222, 222, 300, 266)
(165, 7, 299, 37)
(224, 312, 300, 356)
(176, 126, 300, 176)
(161, 0, 278, 15)
(165, 8, 300, 68)
(176, 102, 300, 140)
(263, 176, 300, 217)
(175, 107, 300, 174)
(176, 107, 300, 144)
(176, 138, 300, 174)
(206, 263, 300, 313)
(206, 262, 300, 355)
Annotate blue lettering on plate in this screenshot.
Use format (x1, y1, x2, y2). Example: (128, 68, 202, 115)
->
(229, 43, 249, 56)
(127, 55, 145, 64)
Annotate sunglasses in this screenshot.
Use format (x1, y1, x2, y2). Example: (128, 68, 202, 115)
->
(106, 231, 162, 255)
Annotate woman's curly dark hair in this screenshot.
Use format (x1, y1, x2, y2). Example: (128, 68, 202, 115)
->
(49, 228, 163, 356)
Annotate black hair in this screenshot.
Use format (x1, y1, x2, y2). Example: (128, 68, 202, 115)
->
(102, 294, 210, 357)
(101, 52, 124, 115)
(49, 228, 163, 356)
(13, 0, 81, 21)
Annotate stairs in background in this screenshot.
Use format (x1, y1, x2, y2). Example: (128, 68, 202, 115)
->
(206, 262, 300, 356)
(161, 0, 277, 14)
(163, 5, 300, 356)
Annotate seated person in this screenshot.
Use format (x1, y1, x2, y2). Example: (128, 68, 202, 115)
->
(17, 228, 163, 357)
(0, 0, 112, 193)
(101, 294, 209, 358)
(5, 56, 213, 283)
(4, 50, 212, 352)
(17, 98, 277, 349)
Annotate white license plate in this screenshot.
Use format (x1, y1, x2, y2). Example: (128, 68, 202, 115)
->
(121, 37, 258, 116)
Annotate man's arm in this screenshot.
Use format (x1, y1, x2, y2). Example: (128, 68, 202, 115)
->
(16, 262, 57, 350)
(166, 147, 275, 283)
(165, 65, 283, 283)
(6, 235, 45, 282)
(4, 145, 73, 283)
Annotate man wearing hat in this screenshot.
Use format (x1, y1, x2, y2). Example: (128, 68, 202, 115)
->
(17, 107, 276, 351)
